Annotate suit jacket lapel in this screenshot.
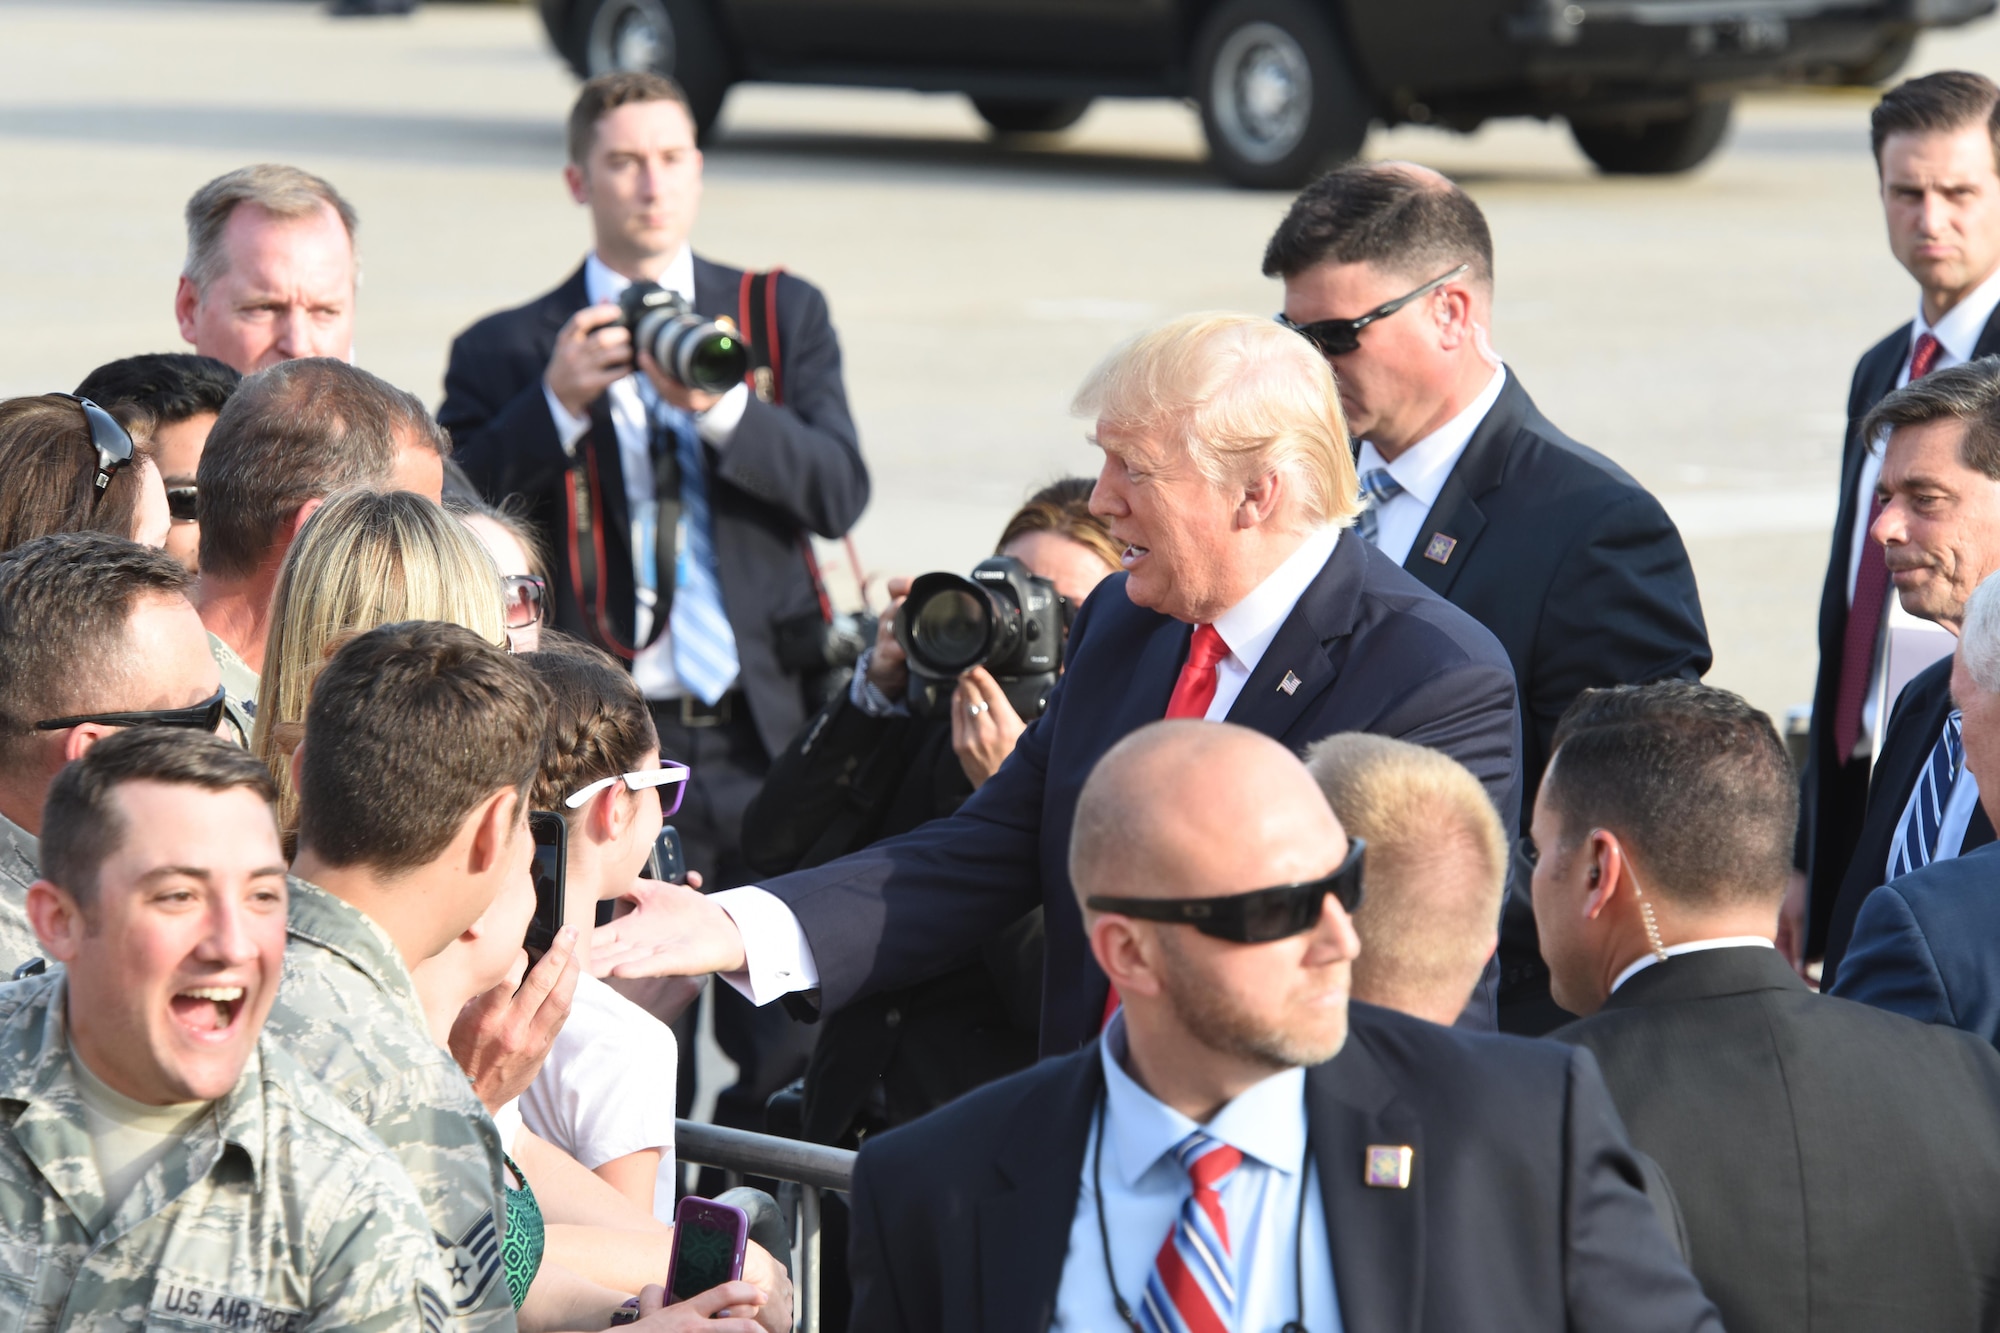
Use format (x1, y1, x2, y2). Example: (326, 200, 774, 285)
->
(1401, 372, 1522, 598)
(1225, 534, 1361, 743)
(978, 1051, 1103, 1332)
(1308, 1035, 1423, 1333)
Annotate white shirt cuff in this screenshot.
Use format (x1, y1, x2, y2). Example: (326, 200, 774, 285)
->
(710, 886, 820, 1005)
(696, 382, 751, 448)
(544, 383, 591, 455)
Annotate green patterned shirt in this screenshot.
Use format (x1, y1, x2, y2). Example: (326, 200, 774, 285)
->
(0, 811, 42, 980)
(264, 880, 514, 1333)
(0, 971, 450, 1333)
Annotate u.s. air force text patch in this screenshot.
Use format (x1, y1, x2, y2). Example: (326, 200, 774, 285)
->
(439, 1212, 502, 1309)
(151, 1283, 304, 1332)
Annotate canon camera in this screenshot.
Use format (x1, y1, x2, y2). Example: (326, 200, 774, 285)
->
(617, 281, 751, 393)
(895, 555, 1067, 721)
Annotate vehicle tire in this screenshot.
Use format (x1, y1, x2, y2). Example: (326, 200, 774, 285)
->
(1193, 0, 1372, 190)
(1569, 98, 1734, 175)
(569, 0, 735, 139)
(971, 97, 1094, 136)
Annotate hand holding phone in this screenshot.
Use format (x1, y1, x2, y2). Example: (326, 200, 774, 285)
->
(525, 811, 568, 964)
(666, 1195, 750, 1306)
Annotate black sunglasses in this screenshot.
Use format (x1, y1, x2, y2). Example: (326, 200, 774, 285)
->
(1275, 264, 1471, 357)
(53, 394, 137, 503)
(166, 486, 199, 524)
(1085, 839, 1366, 944)
(35, 686, 229, 735)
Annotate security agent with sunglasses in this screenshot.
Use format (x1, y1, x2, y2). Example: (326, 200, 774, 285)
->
(0, 533, 223, 976)
(1267, 163, 1710, 1033)
(845, 720, 1722, 1333)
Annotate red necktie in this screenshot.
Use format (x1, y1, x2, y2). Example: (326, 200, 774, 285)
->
(1142, 1133, 1244, 1333)
(1103, 625, 1234, 1029)
(1832, 331, 1941, 761)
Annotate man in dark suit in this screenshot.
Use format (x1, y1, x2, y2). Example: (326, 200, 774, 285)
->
(1834, 573, 2000, 1041)
(438, 71, 867, 1135)
(1812, 360, 2000, 985)
(1263, 162, 1709, 1033)
(1537, 680, 2000, 1333)
(590, 312, 1521, 1059)
(1791, 72, 2000, 968)
(844, 720, 1717, 1331)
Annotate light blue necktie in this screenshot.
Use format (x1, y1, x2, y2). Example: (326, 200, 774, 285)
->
(1889, 709, 1964, 880)
(658, 408, 739, 705)
(1354, 467, 1404, 547)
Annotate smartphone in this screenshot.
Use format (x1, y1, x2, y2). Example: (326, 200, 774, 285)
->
(641, 825, 687, 884)
(665, 1195, 749, 1304)
(525, 810, 567, 965)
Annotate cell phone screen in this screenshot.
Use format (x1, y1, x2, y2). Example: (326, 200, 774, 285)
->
(525, 811, 566, 963)
(669, 1212, 742, 1302)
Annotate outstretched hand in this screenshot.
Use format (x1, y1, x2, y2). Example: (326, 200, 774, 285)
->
(591, 879, 749, 979)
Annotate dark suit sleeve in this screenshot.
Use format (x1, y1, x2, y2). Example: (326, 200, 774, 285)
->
(1527, 490, 1710, 772)
(847, 1146, 916, 1333)
(1560, 1046, 1724, 1333)
(1378, 653, 1522, 832)
(1827, 885, 1956, 1026)
(712, 277, 869, 538)
(437, 324, 575, 503)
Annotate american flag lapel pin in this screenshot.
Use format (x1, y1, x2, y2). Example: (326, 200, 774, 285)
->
(1279, 671, 1302, 695)
(1424, 533, 1457, 565)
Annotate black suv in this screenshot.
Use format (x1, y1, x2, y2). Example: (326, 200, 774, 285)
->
(538, 0, 1994, 186)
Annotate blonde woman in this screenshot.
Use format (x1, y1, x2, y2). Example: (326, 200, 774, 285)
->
(251, 487, 506, 850)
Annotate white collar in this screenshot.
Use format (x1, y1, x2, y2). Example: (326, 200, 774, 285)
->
(1917, 263, 2000, 363)
(1098, 1013, 1307, 1186)
(1610, 936, 1776, 994)
(1209, 525, 1342, 673)
(1355, 365, 1507, 507)
(585, 247, 696, 307)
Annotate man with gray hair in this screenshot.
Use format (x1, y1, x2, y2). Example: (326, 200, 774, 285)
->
(1834, 570, 2000, 1045)
(1820, 356, 2000, 983)
(173, 164, 359, 375)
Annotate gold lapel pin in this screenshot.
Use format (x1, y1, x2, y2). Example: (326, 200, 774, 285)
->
(1279, 671, 1302, 695)
(1364, 1144, 1413, 1189)
(1423, 533, 1457, 565)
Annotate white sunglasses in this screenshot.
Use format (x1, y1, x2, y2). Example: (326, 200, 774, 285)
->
(563, 761, 692, 813)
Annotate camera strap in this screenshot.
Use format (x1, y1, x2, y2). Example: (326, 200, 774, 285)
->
(563, 409, 682, 661)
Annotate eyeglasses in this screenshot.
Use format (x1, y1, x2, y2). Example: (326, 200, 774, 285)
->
(564, 761, 691, 816)
(1275, 264, 1471, 357)
(35, 685, 229, 735)
(504, 574, 547, 631)
(1084, 839, 1365, 944)
(166, 486, 199, 524)
(53, 395, 136, 503)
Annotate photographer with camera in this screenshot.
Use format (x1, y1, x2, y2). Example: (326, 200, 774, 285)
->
(439, 69, 867, 1140)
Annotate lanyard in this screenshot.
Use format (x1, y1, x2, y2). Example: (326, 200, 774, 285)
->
(1091, 1094, 1311, 1333)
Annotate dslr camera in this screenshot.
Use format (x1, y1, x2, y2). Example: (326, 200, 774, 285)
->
(617, 281, 751, 393)
(895, 555, 1068, 721)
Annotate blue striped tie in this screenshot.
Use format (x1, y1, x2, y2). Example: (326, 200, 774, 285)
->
(1354, 467, 1404, 547)
(1137, 1131, 1241, 1333)
(659, 408, 740, 705)
(1890, 709, 1965, 880)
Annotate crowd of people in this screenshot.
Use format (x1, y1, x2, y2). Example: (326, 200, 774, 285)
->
(6, 54, 2000, 1333)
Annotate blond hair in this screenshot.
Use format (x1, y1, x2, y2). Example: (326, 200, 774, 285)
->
(252, 489, 506, 849)
(1304, 733, 1508, 1023)
(1071, 312, 1358, 529)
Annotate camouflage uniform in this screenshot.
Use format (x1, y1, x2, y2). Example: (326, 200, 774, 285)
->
(0, 970, 450, 1333)
(0, 811, 43, 979)
(264, 880, 514, 1333)
(205, 632, 258, 750)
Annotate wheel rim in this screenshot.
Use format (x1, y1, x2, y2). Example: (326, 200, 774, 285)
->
(1210, 21, 1313, 164)
(588, 0, 674, 76)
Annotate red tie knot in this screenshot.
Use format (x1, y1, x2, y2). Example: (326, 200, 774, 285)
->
(1188, 624, 1229, 672)
(1911, 331, 1943, 382)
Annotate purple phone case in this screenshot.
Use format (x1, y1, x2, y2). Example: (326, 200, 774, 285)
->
(665, 1195, 750, 1301)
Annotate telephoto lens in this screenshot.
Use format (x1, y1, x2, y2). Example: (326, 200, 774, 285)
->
(895, 555, 1067, 721)
(617, 281, 752, 393)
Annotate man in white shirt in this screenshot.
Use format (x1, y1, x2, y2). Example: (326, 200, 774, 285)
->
(591, 312, 1522, 1060)
(1263, 162, 1709, 1032)
(1793, 70, 2000, 969)
(441, 70, 867, 1140)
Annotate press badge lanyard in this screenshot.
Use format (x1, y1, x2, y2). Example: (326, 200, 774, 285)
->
(1092, 1096, 1311, 1333)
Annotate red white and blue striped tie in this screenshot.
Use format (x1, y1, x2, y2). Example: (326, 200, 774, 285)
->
(1138, 1132, 1243, 1333)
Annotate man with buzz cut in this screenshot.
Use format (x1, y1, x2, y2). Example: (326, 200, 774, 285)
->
(0, 726, 450, 1332)
(265, 620, 562, 1333)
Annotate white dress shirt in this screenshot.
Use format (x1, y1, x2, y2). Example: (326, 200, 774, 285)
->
(708, 528, 1353, 1005)
(1354, 366, 1506, 565)
(1610, 937, 1776, 994)
(542, 250, 751, 699)
(1051, 1014, 1339, 1332)
(1842, 266, 2000, 753)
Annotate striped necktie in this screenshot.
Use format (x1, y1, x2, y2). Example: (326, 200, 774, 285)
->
(657, 407, 740, 705)
(1138, 1132, 1243, 1333)
(1354, 467, 1404, 547)
(1889, 709, 1964, 880)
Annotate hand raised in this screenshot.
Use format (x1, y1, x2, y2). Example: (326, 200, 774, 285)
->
(449, 927, 580, 1111)
(591, 879, 749, 979)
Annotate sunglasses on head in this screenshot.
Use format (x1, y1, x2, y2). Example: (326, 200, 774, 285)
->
(166, 486, 199, 524)
(53, 394, 136, 503)
(1085, 838, 1366, 944)
(564, 761, 691, 817)
(35, 685, 229, 735)
(1275, 264, 1471, 358)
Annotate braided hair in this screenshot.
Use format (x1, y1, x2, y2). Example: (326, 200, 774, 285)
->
(520, 640, 659, 820)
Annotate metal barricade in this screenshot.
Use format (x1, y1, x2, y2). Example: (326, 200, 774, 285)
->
(674, 1119, 855, 1333)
